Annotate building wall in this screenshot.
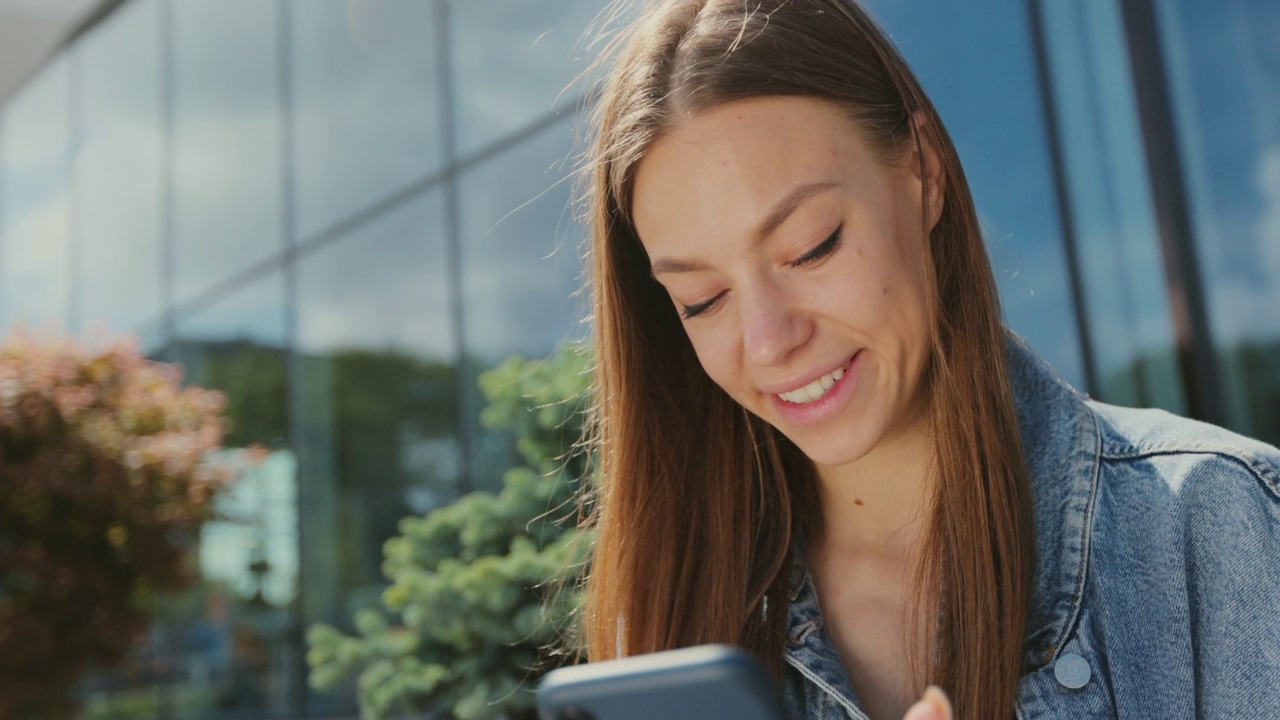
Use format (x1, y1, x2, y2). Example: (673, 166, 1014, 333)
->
(0, 0, 1275, 717)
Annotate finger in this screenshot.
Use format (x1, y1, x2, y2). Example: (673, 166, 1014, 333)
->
(923, 686, 952, 717)
(903, 685, 953, 720)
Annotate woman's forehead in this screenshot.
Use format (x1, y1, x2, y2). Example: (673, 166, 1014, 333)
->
(630, 97, 883, 249)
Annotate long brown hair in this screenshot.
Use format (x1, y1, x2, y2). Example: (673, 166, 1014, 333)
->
(578, 1, 1034, 717)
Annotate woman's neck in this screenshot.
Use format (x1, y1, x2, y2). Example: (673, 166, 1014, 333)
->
(810, 409, 935, 558)
(805, 410, 938, 719)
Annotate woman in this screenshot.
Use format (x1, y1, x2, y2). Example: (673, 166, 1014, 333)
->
(577, 1, 1280, 718)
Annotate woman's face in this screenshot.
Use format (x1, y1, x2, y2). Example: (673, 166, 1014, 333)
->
(631, 96, 942, 468)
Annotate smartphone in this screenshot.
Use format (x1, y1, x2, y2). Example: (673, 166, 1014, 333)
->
(536, 644, 790, 720)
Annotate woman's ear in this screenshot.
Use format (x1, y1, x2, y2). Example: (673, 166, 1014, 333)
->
(910, 111, 946, 233)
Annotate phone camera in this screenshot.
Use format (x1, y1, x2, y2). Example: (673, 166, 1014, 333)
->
(557, 706, 597, 720)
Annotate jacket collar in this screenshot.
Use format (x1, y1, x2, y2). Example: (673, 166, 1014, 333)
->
(1004, 332, 1101, 670)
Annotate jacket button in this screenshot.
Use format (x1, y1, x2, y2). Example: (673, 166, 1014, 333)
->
(1054, 653, 1091, 690)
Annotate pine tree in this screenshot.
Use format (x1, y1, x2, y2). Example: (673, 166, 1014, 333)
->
(306, 345, 592, 720)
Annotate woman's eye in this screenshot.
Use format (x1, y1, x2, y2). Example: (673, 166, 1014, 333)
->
(680, 290, 727, 320)
(789, 225, 843, 268)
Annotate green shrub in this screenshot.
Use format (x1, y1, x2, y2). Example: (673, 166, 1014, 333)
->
(307, 345, 592, 720)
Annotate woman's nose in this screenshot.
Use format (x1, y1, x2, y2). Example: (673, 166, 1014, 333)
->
(740, 281, 808, 367)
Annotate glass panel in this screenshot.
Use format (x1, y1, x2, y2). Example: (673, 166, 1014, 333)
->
(136, 320, 169, 359)
(172, 0, 282, 304)
(0, 55, 71, 335)
(1159, 0, 1280, 445)
(290, 0, 444, 239)
(1036, 0, 1186, 413)
(865, 0, 1089, 391)
(449, 0, 600, 156)
(292, 191, 457, 714)
(75, 0, 165, 338)
(458, 118, 584, 489)
(70, 6, 165, 712)
(164, 273, 298, 719)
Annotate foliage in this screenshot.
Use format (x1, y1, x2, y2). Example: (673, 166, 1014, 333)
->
(307, 344, 593, 720)
(299, 347, 461, 583)
(170, 338, 290, 448)
(0, 333, 233, 720)
(1103, 339, 1280, 448)
(1228, 339, 1280, 448)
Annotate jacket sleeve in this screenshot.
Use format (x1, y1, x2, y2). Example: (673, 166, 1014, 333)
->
(1179, 448, 1280, 716)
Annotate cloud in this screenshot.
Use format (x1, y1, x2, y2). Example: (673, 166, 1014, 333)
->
(1, 193, 70, 332)
(293, 192, 455, 360)
(450, 0, 602, 155)
(0, 53, 70, 173)
(1257, 144, 1280, 292)
(1211, 142, 1280, 344)
(74, 108, 165, 335)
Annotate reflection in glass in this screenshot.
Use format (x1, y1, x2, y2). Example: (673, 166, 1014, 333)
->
(1160, 0, 1280, 445)
(449, 0, 600, 156)
(866, 0, 1088, 390)
(292, 191, 456, 712)
(136, 321, 169, 359)
(458, 118, 584, 489)
(1037, 0, 1186, 412)
(290, 0, 444, 239)
(163, 273, 297, 719)
(0, 55, 72, 335)
(75, 0, 165, 337)
(458, 122, 583, 362)
(172, 0, 282, 304)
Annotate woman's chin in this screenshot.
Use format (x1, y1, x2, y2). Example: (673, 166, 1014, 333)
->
(784, 431, 879, 470)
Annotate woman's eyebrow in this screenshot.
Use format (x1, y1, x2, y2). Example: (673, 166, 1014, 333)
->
(650, 181, 839, 277)
(754, 181, 839, 244)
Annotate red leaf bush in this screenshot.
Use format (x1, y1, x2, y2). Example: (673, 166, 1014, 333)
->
(0, 333, 232, 720)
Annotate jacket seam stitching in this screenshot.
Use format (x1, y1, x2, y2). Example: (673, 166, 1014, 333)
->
(1050, 407, 1102, 663)
(1098, 446, 1280, 501)
(783, 653, 869, 720)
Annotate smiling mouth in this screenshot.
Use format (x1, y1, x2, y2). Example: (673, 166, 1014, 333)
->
(777, 362, 849, 405)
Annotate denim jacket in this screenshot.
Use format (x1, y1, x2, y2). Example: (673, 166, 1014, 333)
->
(781, 335, 1280, 719)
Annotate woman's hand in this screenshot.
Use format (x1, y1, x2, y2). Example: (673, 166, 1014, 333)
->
(903, 686, 953, 720)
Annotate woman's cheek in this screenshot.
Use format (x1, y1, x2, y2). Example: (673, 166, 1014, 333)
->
(689, 335, 741, 396)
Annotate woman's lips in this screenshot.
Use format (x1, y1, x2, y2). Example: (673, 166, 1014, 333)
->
(769, 350, 863, 426)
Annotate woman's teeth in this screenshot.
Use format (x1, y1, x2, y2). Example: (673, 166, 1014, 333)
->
(778, 366, 845, 404)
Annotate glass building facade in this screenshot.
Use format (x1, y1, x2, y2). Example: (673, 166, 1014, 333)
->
(0, 0, 1275, 716)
